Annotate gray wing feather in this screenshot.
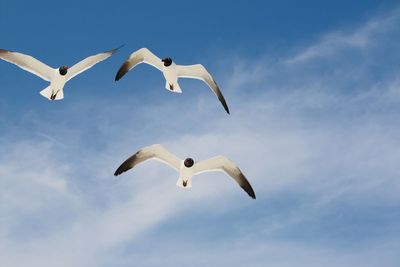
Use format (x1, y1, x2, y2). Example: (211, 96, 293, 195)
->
(66, 47, 120, 81)
(114, 144, 181, 176)
(177, 64, 230, 114)
(192, 156, 255, 199)
(0, 49, 53, 81)
(115, 48, 163, 81)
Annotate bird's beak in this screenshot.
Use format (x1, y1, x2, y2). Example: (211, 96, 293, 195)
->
(161, 59, 165, 62)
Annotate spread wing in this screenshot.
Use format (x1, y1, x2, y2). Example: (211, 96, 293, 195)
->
(115, 47, 163, 81)
(114, 144, 181, 176)
(0, 49, 53, 81)
(66, 47, 120, 81)
(177, 64, 230, 114)
(192, 156, 255, 199)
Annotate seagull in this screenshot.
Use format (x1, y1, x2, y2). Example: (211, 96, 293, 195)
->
(115, 48, 230, 114)
(0, 47, 120, 100)
(114, 144, 256, 199)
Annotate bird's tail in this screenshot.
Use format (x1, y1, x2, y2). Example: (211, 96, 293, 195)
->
(165, 82, 182, 93)
(40, 86, 64, 100)
(176, 177, 192, 188)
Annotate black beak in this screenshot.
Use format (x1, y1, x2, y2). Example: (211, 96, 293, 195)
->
(161, 59, 165, 62)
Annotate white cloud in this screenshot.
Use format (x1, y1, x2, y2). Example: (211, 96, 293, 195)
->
(285, 7, 400, 64)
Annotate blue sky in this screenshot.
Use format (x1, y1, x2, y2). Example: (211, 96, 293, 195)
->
(1, 0, 400, 266)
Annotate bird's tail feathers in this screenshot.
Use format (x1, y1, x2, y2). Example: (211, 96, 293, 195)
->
(176, 177, 192, 188)
(40, 86, 64, 100)
(165, 82, 182, 93)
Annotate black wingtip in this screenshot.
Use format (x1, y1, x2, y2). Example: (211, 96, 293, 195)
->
(240, 177, 256, 199)
(224, 104, 230, 115)
(114, 162, 127, 176)
(115, 69, 124, 81)
(115, 72, 121, 81)
(115, 61, 130, 81)
(108, 44, 125, 55)
(219, 96, 230, 114)
(114, 167, 124, 176)
(213, 80, 230, 114)
(115, 44, 126, 52)
(247, 188, 256, 199)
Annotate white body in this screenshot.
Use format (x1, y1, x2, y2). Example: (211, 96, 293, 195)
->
(39, 69, 67, 100)
(162, 62, 182, 93)
(176, 160, 194, 188)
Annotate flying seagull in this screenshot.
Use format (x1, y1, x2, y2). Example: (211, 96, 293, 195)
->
(115, 48, 230, 114)
(114, 144, 255, 199)
(0, 47, 120, 100)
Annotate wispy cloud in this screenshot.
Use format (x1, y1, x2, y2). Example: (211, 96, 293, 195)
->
(285, 7, 400, 64)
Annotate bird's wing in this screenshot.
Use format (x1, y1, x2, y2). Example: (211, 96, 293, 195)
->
(115, 48, 163, 81)
(192, 155, 255, 199)
(0, 49, 53, 81)
(66, 47, 120, 81)
(176, 64, 230, 114)
(114, 144, 182, 176)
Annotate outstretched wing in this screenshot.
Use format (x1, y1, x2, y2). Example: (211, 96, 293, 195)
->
(115, 48, 163, 81)
(0, 49, 53, 81)
(177, 64, 230, 114)
(192, 155, 255, 199)
(66, 46, 120, 81)
(114, 144, 182, 176)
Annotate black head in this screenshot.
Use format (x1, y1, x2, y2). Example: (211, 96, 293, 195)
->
(184, 158, 194, 168)
(161, 57, 172, 67)
(59, 66, 68, 76)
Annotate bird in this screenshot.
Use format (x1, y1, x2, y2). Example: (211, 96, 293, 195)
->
(115, 48, 230, 114)
(0, 47, 121, 100)
(114, 144, 256, 199)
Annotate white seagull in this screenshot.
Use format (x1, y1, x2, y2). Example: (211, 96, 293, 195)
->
(115, 48, 230, 114)
(0, 47, 120, 100)
(114, 144, 256, 199)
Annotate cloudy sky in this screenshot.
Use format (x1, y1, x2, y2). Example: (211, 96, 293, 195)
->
(1, 0, 400, 266)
